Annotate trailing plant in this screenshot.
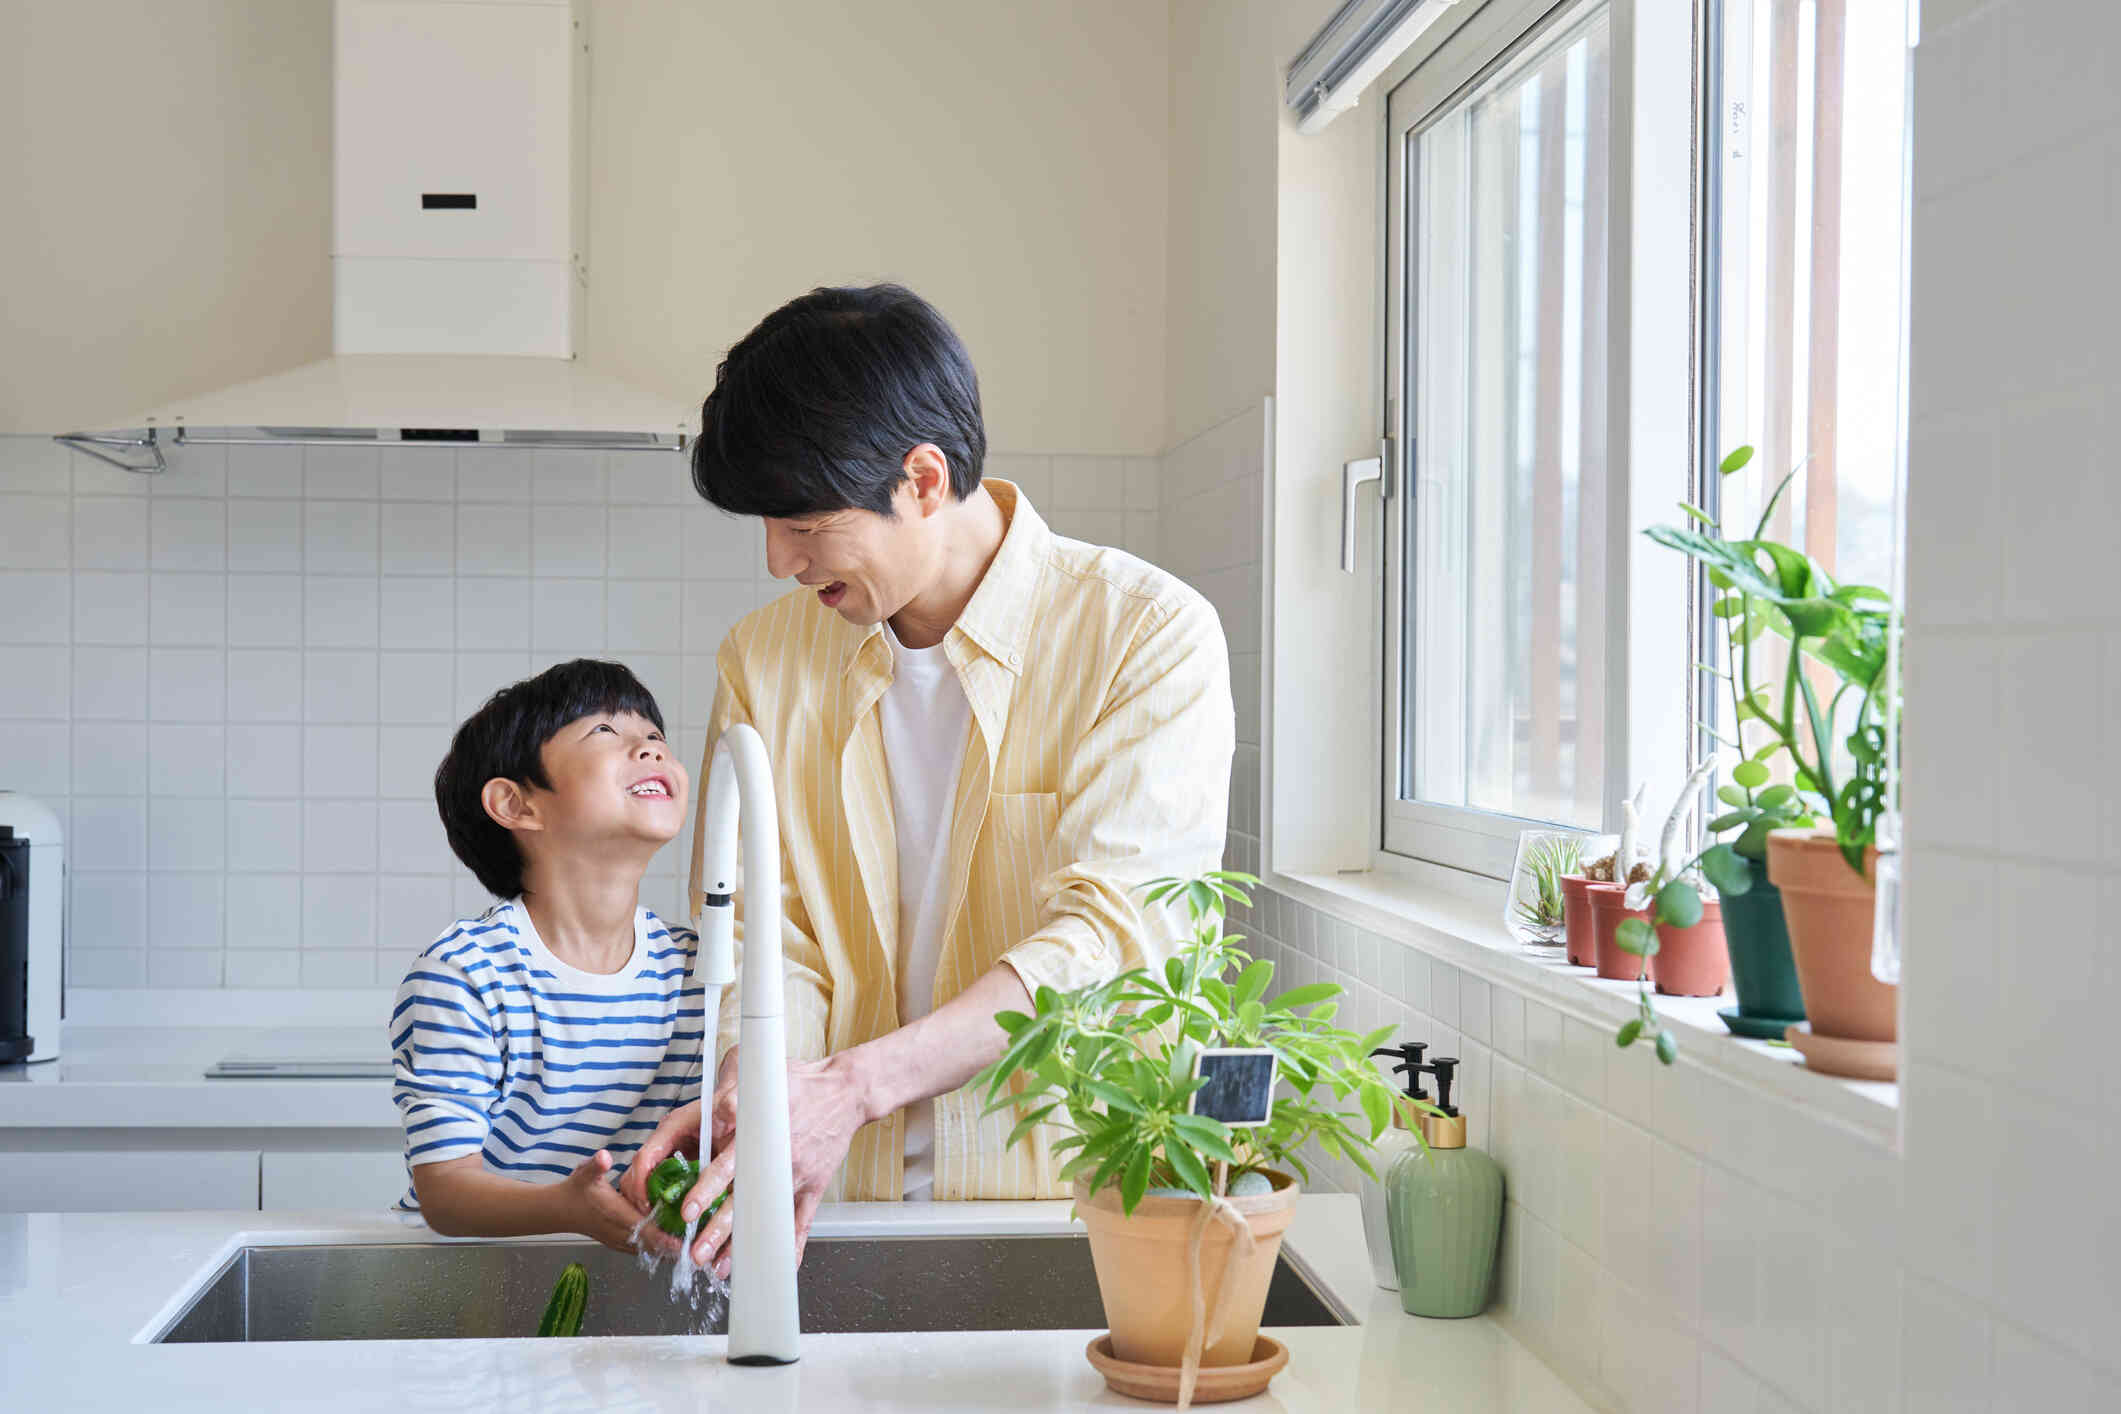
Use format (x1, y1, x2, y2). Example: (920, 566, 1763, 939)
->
(974, 871, 1437, 1216)
(1512, 833, 1584, 935)
(1607, 762, 1730, 1066)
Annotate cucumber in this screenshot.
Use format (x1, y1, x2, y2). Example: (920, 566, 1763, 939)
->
(537, 1261, 587, 1338)
(644, 1154, 728, 1236)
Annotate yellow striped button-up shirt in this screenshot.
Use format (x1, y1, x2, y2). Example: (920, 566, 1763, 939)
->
(687, 481, 1234, 1200)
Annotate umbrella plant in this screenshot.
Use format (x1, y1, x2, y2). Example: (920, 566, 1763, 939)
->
(974, 871, 1432, 1213)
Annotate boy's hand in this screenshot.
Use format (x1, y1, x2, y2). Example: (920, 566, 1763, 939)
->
(563, 1150, 672, 1256)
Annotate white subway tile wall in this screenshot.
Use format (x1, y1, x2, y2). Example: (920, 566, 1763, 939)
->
(1870, 6, 2121, 1412)
(0, 437, 1149, 991)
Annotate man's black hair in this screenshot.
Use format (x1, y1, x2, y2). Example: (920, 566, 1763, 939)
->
(434, 658, 667, 900)
(691, 283, 987, 520)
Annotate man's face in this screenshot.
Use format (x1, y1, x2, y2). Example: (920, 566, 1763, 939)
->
(763, 479, 935, 627)
(518, 710, 689, 853)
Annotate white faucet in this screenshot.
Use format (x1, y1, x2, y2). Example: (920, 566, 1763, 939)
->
(691, 722, 801, 1366)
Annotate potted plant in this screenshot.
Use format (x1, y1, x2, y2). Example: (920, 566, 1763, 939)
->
(1643, 446, 1898, 1077)
(976, 871, 1429, 1406)
(1587, 792, 1656, 982)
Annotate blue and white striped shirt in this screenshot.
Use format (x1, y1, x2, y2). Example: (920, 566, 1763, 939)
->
(389, 900, 705, 1212)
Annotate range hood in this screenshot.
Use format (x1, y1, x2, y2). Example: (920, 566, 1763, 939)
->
(60, 0, 691, 474)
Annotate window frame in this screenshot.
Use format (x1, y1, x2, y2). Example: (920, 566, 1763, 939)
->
(1375, 0, 1703, 881)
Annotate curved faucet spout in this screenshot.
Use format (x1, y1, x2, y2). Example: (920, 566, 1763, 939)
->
(694, 723, 800, 1366)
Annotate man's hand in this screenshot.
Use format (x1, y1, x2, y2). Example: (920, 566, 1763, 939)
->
(621, 963, 1031, 1279)
(667, 1047, 869, 1280)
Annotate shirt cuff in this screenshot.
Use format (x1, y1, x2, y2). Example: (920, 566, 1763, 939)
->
(1001, 914, 1119, 1000)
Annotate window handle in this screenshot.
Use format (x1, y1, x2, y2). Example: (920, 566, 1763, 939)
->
(1340, 447, 1387, 573)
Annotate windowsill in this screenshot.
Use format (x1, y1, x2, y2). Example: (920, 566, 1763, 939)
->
(1264, 862, 1901, 1148)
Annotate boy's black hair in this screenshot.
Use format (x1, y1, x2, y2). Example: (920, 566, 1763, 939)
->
(434, 659, 667, 900)
(691, 283, 987, 520)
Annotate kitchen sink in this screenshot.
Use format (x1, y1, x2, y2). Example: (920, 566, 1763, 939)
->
(155, 1234, 1349, 1342)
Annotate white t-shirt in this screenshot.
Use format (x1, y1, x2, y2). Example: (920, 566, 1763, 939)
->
(878, 622, 973, 1200)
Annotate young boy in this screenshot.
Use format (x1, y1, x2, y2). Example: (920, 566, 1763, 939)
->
(390, 658, 696, 1253)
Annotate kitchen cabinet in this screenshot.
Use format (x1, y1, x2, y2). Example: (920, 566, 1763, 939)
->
(0, 1150, 259, 1213)
(260, 1151, 406, 1212)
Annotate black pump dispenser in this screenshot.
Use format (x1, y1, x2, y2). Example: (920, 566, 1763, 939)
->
(1369, 1041, 1430, 1103)
(1419, 1057, 1460, 1117)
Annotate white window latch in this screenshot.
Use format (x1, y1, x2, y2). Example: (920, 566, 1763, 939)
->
(1340, 441, 1391, 573)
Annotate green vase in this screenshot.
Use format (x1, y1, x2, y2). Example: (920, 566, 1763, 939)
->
(1386, 1141, 1504, 1319)
(1717, 855, 1806, 1036)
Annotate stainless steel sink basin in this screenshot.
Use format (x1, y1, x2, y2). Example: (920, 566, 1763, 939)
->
(156, 1234, 1349, 1342)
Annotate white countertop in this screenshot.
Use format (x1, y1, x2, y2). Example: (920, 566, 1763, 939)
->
(0, 1027, 395, 1130)
(0, 1196, 1593, 1412)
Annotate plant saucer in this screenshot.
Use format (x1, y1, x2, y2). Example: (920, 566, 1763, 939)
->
(1718, 1007, 1804, 1041)
(1086, 1333, 1288, 1404)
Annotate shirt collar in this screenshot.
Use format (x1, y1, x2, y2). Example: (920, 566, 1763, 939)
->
(834, 478, 1048, 680)
(948, 478, 1046, 676)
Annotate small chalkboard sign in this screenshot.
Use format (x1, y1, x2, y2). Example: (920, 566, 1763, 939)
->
(1189, 1048, 1279, 1128)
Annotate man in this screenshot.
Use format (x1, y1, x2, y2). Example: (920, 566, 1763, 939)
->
(621, 284, 1233, 1278)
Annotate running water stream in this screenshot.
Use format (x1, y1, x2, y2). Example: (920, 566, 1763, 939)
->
(622, 1188, 731, 1332)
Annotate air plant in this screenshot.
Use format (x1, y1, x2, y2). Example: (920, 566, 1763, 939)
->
(1512, 834, 1584, 937)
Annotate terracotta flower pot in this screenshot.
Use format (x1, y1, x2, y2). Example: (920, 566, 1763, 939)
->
(1766, 829, 1893, 1044)
(1560, 875, 1599, 967)
(1076, 1172, 1300, 1372)
(1586, 883, 1651, 982)
(1649, 894, 1729, 997)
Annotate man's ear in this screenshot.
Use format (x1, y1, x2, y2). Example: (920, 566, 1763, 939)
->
(481, 777, 542, 836)
(901, 444, 952, 516)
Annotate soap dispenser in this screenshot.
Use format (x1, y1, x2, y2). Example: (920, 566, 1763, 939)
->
(1360, 1042, 1429, 1290)
(1385, 1056, 1505, 1318)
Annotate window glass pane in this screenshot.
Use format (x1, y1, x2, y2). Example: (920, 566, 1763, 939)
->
(1708, 0, 1911, 776)
(1402, 5, 1610, 829)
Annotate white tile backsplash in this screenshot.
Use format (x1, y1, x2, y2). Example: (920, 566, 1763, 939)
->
(71, 646, 147, 720)
(227, 498, 303, 572)
(303, 501, 378, 575)
(147, 724, 224, 798)
(3, 435, 1145, 997)
(149, 572, 225, 645)
(304, 576, 379, 647)
(379, 500, 456, 575)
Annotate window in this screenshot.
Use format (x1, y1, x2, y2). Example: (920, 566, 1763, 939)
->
(1377, 0, 1912, 880)
(1384, 0, 1614, 874)
(1703, 0, 1912, 786)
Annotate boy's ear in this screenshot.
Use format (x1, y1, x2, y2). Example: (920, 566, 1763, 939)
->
(481, 777, 542, 835)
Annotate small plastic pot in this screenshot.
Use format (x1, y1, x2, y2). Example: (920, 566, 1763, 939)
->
(1649, 895, 1730, 997)
(1560, 875, 1599, 967)
(1586, 883, 1652, 982)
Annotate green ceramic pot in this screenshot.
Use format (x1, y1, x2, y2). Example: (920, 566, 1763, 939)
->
(1716, 855, 1806, 1035)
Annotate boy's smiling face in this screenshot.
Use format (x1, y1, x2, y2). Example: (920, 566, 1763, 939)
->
(505, 710, 689, 855)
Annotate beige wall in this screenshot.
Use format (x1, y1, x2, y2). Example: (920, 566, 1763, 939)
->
(582, 0, 1170, 455)
(1162, 0, 1341, 452)
(0, 0, 334, 434)
(2, 1, 1169, 454)
(1163, 0, 1278, 450)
